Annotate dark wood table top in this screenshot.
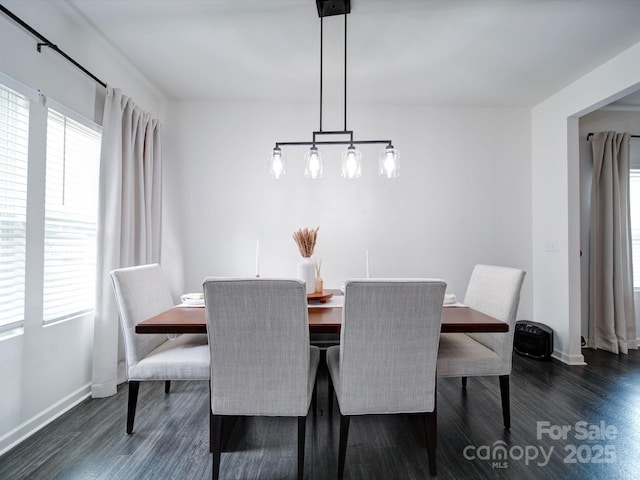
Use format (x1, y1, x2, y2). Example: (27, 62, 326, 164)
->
(135, 291, 508, 335)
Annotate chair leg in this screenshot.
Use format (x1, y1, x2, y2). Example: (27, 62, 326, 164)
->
(126, 381, 140, 434)
(297, 416, 306, 480)
(499, 375, 510, 429)
(165, 380, 171, 394)
(434, 380, 438, 449)
(461, 377, 467, 389)
(311, 379, 318, 417)
(209, 382, 213, 452)
(328, 375, 334, 416)
(211, 414, 223, 480)
(338, 414, 350, 480)
(424, 411, 437, 476)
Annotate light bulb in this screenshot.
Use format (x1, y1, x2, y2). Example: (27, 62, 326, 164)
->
(304, 146, 323, 179)
(341, 145, 362, 179)
(269, 147, 285, 179)
(379, 145, 400, 178)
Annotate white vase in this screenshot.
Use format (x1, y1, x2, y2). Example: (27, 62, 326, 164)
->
(297, 257, 315, 294)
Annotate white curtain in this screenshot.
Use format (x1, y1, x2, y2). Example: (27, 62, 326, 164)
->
(91, 87, 162, 398)
(588, 131, 637, 354)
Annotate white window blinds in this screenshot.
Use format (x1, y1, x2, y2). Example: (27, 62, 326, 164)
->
(43, 110, 101, 323)
(631, 169, 640, 289)
(0, 84, 29, 331)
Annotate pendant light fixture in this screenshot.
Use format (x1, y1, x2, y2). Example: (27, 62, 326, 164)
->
(341, 144, 361, 179)
(268, 146, 285, 179)
(379, 144, 400, 178)
(269, 0, 400, 179)
(304, 145, 323, 179)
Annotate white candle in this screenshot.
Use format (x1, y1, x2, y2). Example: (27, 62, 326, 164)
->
(255, 240, 260, 277)
(366, 250, 370, 278)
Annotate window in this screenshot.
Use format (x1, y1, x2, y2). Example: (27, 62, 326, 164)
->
(0, 84, 29, 332)
(0, 74, 101, 334)
(43, 109, 101, 323)
(631, 169, 640, 289)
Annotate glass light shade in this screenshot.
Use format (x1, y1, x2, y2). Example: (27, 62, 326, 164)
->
(379, 145, 400, 178)
(304, 146, 323, 179)
(268, 147, 285, 179)
(341, 145, 362, 179)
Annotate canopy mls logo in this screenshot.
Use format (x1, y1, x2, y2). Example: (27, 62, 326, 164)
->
(463, 440, 553, 469)
(463, 420, 617, 469)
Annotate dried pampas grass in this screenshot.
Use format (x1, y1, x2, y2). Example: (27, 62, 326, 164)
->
(293, 227, 319, 258)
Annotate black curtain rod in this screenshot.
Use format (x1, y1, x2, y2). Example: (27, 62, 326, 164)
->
(0, 5, 107, 88)
(586, 132, 640, 140)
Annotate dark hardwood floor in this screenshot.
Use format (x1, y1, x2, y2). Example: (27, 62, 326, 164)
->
(1, 348, 640, 479)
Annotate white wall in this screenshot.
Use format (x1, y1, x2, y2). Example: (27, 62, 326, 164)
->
(532, 41, 640, 365)
(0, 1, 167, 454)
(162, 100, 533, 319)
(578, 109, 640, 340)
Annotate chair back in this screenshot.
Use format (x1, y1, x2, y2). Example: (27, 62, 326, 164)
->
(338, 279, 446, 415)
(464, 264, 526, 370)
(203, 278, 311, 417)
(110, 264, 174, 371)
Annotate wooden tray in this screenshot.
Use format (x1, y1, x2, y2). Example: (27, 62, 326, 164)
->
(307, 291, 333, 303)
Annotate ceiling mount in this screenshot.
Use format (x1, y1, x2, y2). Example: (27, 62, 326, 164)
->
(316, 0, 350, 18)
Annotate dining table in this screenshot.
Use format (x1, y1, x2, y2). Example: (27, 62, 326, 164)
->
(135, 289, 508, 335)
(134, 287, 507, 450)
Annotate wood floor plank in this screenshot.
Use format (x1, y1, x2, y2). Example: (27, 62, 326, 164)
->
(1, 348, 640, 479)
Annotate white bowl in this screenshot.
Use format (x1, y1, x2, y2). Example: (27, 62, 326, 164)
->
(182, 299, 204, 306)
(181, 292, 204, 305)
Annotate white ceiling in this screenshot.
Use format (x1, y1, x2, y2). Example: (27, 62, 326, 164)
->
(65, 0, 640, 107)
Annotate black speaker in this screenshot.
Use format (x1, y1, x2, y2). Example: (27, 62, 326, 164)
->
(514, 320, 553, 360)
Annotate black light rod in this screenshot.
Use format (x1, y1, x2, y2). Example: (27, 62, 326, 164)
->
(344, 13, 347, 132)
(0, 5, 107, 88)
(320, 16, 323, 132)
(314, 130, 353, 135)
(276, 139, 392, 147)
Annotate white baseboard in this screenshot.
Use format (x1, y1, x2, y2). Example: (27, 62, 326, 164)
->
(0, 383, 91, 456)
(551, 349, 586, 365)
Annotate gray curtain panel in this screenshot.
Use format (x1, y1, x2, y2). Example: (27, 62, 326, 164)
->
(589, 131, 637, 354)
(92, 87, 163, 398)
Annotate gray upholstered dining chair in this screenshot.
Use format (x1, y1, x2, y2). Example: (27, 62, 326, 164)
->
(110, 263, 209, 434)
(326, 279, 446, 479)
(437, 264, 526, 429)
(202, 277, 320, 480)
